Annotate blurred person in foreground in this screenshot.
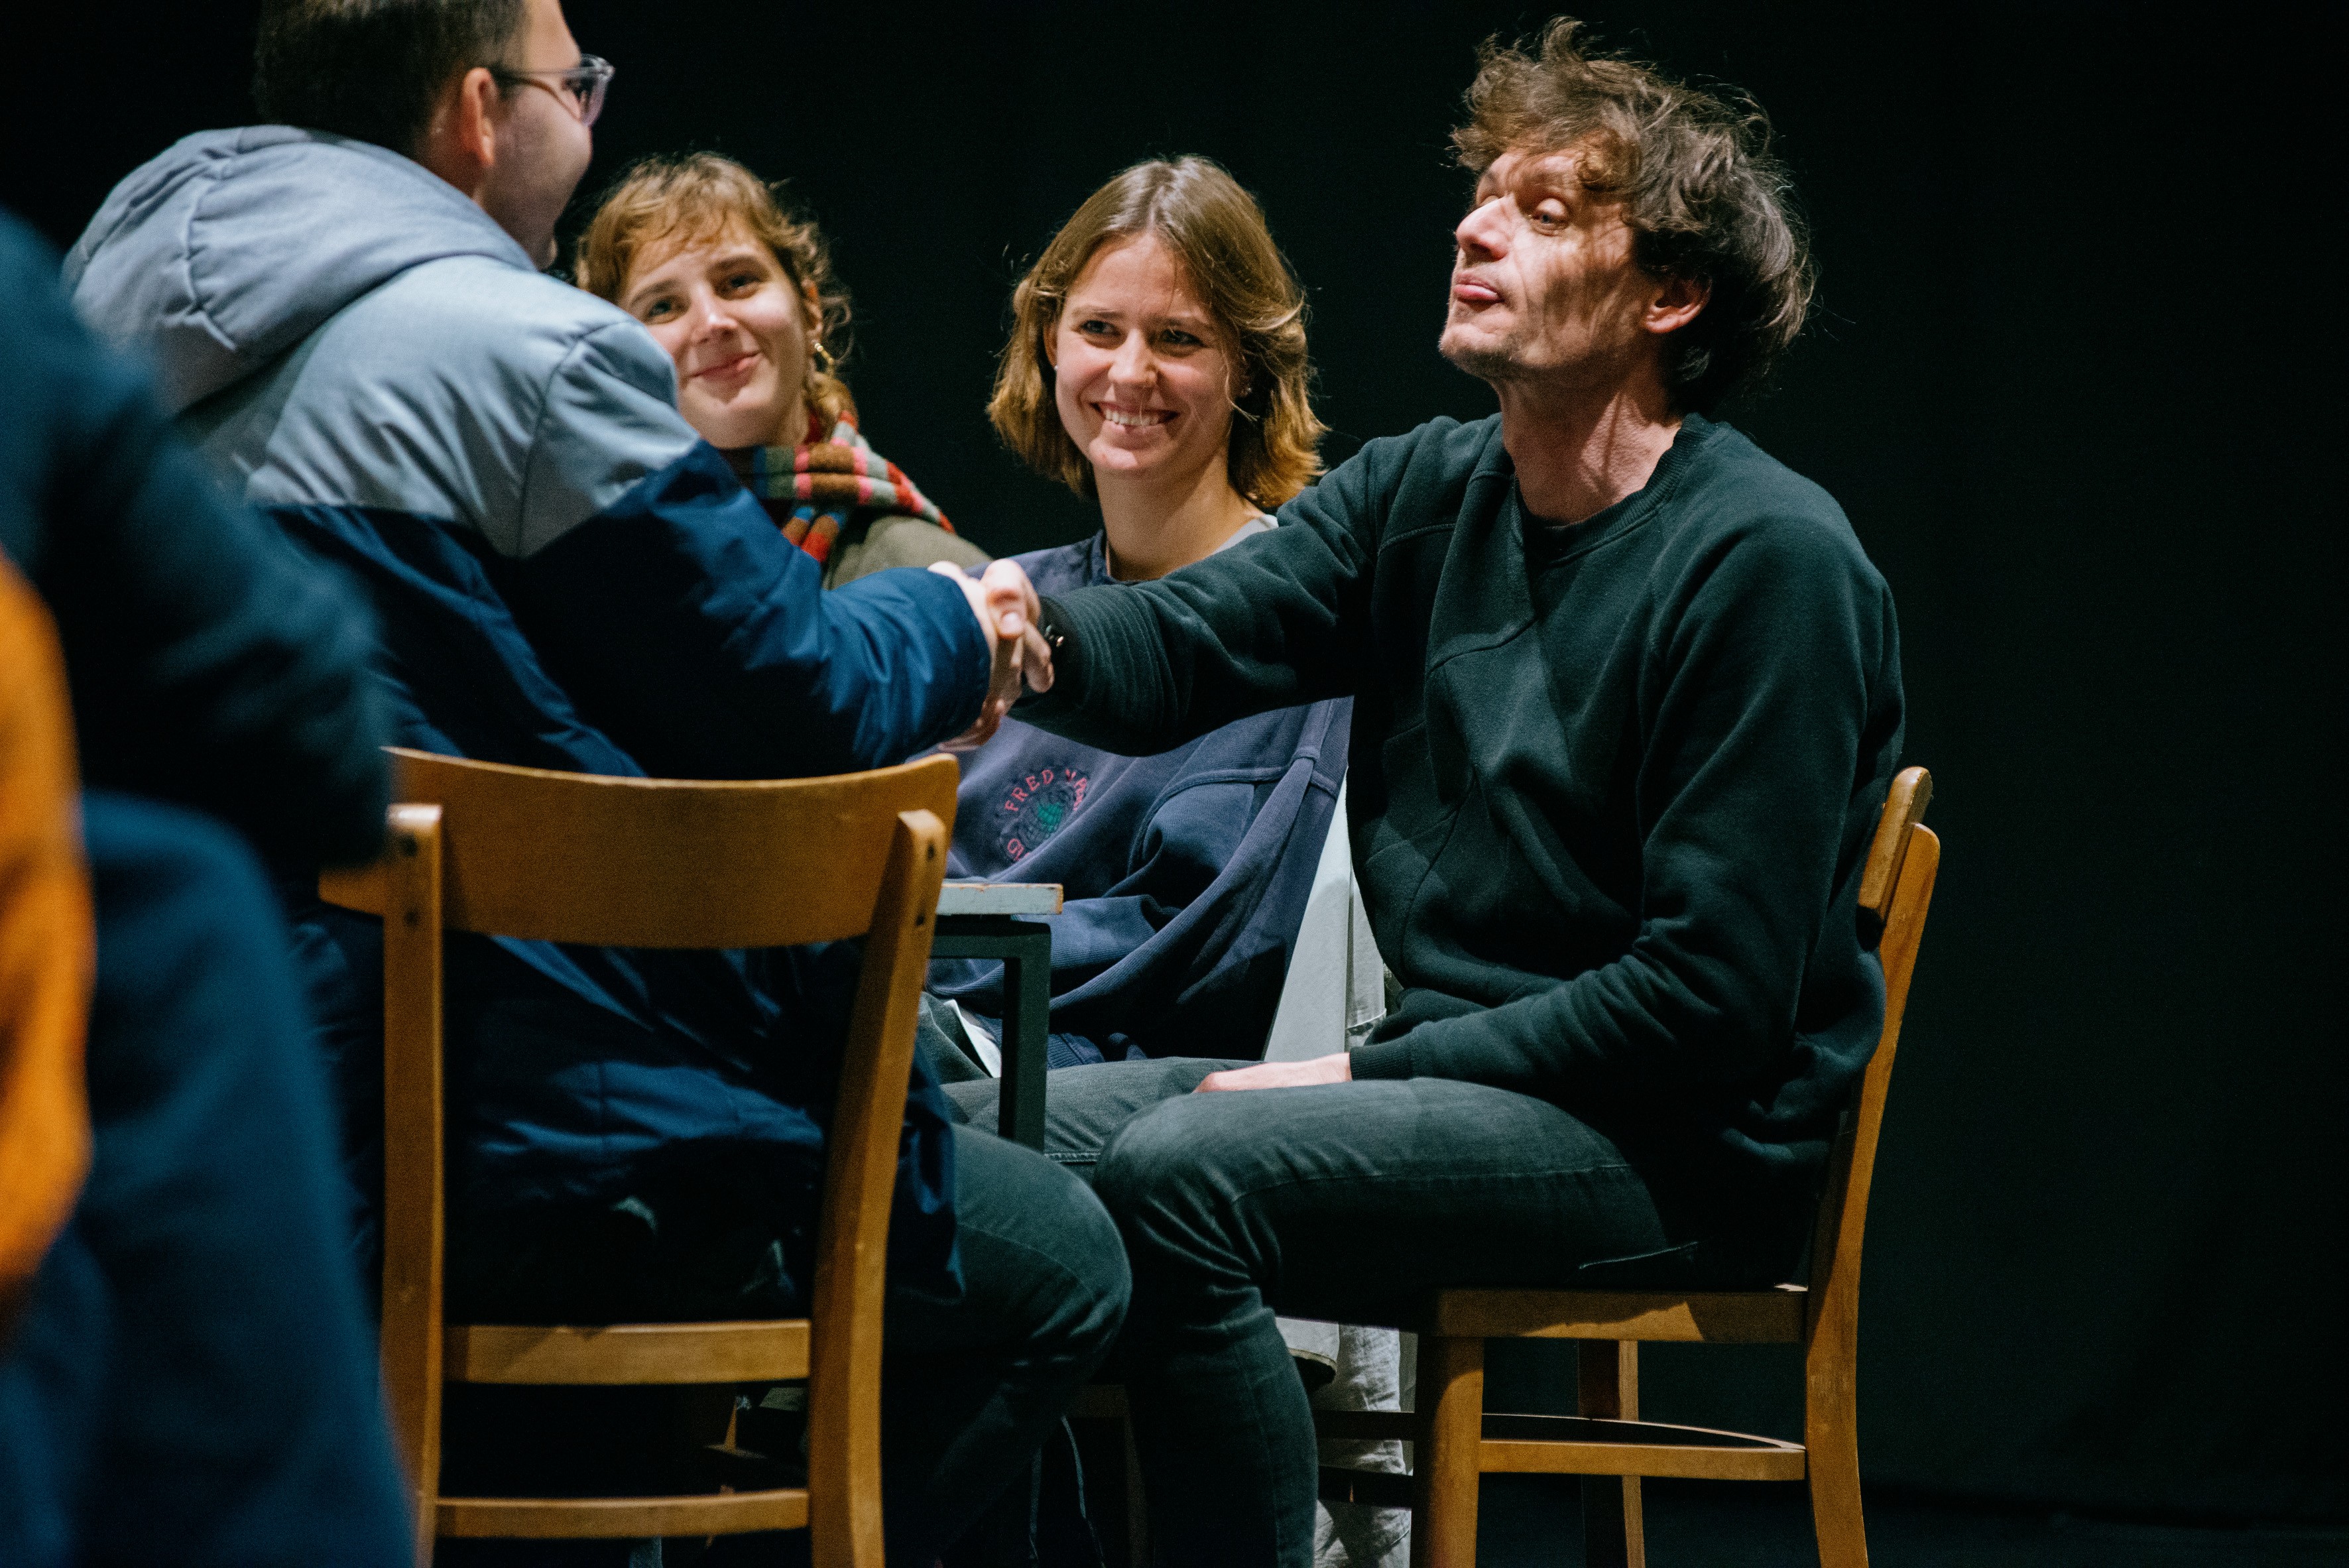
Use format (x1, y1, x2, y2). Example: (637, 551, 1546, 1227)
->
(63, 1, 1119, 1561)
(577, 151, 987, 585)
(0, 208, 408, 1567)
(946, 21, 1905, 1565)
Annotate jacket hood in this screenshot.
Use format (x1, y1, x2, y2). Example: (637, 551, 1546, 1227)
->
(64, 125, 534, 414)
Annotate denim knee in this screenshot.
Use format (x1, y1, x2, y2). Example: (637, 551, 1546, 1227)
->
(1091, 1093, 1236, 1259)
(950, 1127, 1130, 1356)
(1036, 1159, 1130, 1356)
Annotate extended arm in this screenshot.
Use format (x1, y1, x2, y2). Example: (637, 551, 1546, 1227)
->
(1016, 439, 1390, 754)
(503, 326, 995, 780)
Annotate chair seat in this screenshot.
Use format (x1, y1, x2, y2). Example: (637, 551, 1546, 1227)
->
(438, 1487, 810, 1538)
(1428, 1285, 1807, 1343)
(447, 1320, 812, 1385)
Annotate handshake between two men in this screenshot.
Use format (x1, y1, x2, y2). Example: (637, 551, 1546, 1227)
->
(933, 558, 1056, 753)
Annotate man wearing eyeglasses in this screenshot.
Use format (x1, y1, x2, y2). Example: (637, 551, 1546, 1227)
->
(64, 1, 1110, 1563)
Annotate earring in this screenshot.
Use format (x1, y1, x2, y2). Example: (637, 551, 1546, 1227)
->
(809, 341, 837, 377)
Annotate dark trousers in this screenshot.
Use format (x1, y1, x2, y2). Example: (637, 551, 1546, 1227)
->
(946, 1059, 1678, 1568)
(879, 1124, 1130, 1561)
(440, 1121, 1130, 1568)
(0, 794, 412, 1567)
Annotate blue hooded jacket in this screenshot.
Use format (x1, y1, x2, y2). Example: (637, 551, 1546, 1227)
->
(932, 532, 1351, 1063)
(64, 127, 987, 1305)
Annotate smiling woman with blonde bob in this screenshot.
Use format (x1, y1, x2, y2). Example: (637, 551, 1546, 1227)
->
(576, 152, 987, 585)
(924, 158, 1351, 1081)
(989, 156, 1325, 576)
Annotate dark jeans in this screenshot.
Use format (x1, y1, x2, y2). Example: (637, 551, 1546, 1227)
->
(440, 1122, 1130, 1567)
(878, 1125, 1129, 1561)
(0, 795, 412, 1568)
(945, 1059, 1680, 1568)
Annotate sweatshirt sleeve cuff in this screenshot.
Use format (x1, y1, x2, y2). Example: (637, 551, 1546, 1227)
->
(1014, 590, 1092, 720)
(1348, 1039, 1414, 1079)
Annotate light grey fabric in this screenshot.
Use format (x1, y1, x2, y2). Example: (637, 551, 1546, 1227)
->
(1263, 778, 1386, 1062)
(1311, 1324, 1411, 1568)
(509, 316, 698, 554)
(825, 514, 989, 587)
(68, 125, 701, 557)
(1279, 1317, 1339, 1388)
(65, 127, 530, 415)
(1273, 1317, 1410, 1568)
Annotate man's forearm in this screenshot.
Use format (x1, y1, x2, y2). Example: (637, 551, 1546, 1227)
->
(1014, 588, 1190, 755)
(1018, 522, 1360, 753)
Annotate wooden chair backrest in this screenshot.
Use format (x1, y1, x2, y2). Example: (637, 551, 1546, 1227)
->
(342, 747, 961, 948)
(322, 747, 956, 1557)
(0, 561, 93, 1338)
(1805, 765, 1937, 1331)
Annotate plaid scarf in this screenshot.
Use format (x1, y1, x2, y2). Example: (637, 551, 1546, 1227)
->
(737, 412, 955, 569)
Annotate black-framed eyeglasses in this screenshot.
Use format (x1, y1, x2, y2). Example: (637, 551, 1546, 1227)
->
(489, 54, 615, 127)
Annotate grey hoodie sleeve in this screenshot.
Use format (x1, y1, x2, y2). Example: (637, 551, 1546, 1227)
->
(1, 213, 390, 865)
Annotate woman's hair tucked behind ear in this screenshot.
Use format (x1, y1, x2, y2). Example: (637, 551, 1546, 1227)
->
(1455, 17, 1814, 413)
(575, 152, 856, 427)
(990, 157, 1324, 508)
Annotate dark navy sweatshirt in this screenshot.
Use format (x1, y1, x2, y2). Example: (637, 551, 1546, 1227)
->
(932, 530, 1351, 1063)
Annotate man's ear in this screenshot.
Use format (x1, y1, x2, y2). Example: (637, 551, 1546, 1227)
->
(416, 66, 502, 194)
(1642, 273, 1709, 338)
(455, 67, 503, 171)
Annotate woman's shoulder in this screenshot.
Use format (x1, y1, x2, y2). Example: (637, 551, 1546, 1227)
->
(1006, 534, 1107, 595)
(824, 515, 989, 587)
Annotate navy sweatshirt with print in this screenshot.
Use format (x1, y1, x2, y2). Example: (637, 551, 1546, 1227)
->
(932, 530, 1349, 1063)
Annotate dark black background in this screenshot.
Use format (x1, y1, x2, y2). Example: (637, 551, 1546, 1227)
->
(9, 0, 2340, 1524)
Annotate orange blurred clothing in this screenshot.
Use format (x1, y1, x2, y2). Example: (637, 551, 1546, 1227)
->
(0, 555, 91, 1333)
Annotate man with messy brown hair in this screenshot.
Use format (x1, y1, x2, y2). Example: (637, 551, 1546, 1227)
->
(1447, 17, 1815, 413)
(949, 19, 1906, 1564)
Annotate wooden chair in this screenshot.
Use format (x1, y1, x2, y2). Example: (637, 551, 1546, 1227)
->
(1317, 765, 1939, 1568)
(321, 747, 955, 1567)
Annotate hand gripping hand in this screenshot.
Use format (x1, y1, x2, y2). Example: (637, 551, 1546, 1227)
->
(935, 558, 1055, 753)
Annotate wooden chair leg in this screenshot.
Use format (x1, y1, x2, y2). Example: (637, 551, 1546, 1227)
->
(1410, 1334, 1483, 1568)
(1805, 1323, 1868, 1568)
(1577, 1341, 1644, 1568)
(377, 804, 446, 1568)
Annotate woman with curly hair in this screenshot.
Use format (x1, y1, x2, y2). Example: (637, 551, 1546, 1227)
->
(577, 152, 987, 585)
(926, 157, 1354, 1075)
